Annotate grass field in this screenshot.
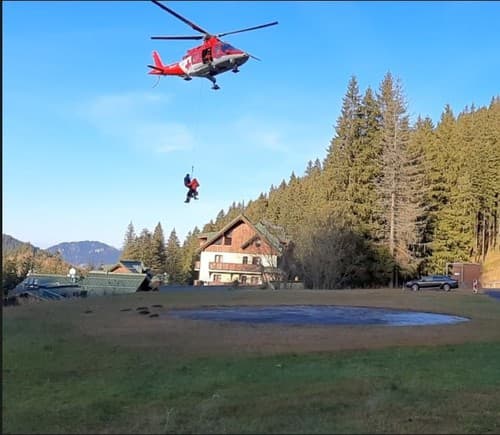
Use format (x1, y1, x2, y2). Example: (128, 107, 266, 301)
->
(3, 288, 500, 434)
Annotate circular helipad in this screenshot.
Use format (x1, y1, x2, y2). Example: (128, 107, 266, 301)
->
(170, 305, 469, 326)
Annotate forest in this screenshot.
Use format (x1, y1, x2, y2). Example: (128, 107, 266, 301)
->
(119, 72, 499, 288)
(3, 72, 500, 290)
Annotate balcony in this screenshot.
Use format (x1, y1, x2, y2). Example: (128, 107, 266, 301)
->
(209, 262, 262, 273)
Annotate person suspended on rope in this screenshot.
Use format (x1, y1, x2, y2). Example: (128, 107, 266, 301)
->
(184, 173, 200, 203)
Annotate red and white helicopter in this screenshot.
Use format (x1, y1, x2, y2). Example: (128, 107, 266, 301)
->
(147, 0, 278, 90)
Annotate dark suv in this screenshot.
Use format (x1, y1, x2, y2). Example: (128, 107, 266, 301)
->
(404, 275, 459, 292)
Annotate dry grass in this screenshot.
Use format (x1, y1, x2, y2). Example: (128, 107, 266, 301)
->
(4, 288, 500, 434)
(8, 287, 500, 358)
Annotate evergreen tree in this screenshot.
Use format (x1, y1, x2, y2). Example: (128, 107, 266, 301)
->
(150, 222, 166, 274)
(137, 228, 153, 268)
(202, 220, 218, 233)
(245, 193, 269, 222)
(121, 221, 140, 260)
(322, 75, 363, 223)
(426, 105, 460, 271)
(410, 115, 437, 272)
(266, 179, 288, 222)
(165, 229, 183, 283)
(346, 86, 384, 238)
(180, 227, 201, 284)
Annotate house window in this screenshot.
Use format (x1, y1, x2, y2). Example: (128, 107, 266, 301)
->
(252, 257, 261, 265)
(241, 276, 247, 284)
(242, 256, 248, 264)
(213, 274, 221, 282)
(255, 239, 261, 247)
(215, 255, 222, 263)
(251, 276, 259, 285)
(224, 230, 232, 246)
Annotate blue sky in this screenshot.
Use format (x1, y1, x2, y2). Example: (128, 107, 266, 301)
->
(3, 1, 500, 250)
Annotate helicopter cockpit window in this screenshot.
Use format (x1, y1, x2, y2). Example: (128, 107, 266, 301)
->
(221, 43, 236, 53)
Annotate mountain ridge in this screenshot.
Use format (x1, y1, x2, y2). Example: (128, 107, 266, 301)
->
(2, 234, 122, 267)
(46, 241, 122, 267)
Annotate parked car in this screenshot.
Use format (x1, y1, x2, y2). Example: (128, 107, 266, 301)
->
(404, 275, 459, 292)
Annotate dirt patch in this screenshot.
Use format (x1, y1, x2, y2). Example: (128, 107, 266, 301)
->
(6, 288, 499, 358)
(57, 288, 500, 357)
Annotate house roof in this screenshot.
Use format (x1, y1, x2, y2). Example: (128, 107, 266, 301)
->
(198, 231, 218, 240)
(254, 221, 288, 252)
(14, 273, 78, 293)
(81, 271, 149, 295)
(105, 260, 147, 274)
(198, 214, 287, 253)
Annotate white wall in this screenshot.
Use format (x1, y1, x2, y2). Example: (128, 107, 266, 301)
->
(198, 250, 277, 284)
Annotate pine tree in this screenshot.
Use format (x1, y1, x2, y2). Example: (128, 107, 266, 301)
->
(426, 105, 462, 271)
(150, 222, 166, 274)
(137, 228, 153, 268)
(322, 75, 363, 223)
(180, 227, 201, 284)
(410, 115, 436, 272)
(202, 220, 218, 233)
(347, 86, 384, 238)
(121, 221, 140, 260)
(165, 229, 183, 283)
(245, 193, 269, 222)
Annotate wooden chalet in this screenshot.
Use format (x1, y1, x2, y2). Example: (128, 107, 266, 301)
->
(195, 214, 288, 286)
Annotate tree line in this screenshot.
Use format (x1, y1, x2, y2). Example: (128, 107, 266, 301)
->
(203, 73, 500, 288)
(4, 72, 498, 291)
(119, 73, 499, 288)
(2, 243, 71, 293)
(120, 222, 201, 284)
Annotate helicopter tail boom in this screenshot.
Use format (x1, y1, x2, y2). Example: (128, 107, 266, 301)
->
(148, 50, 186, 77)
(148, 50, 170, 75)
(152, 51, 164, 68)
(147, 51, 166, 74)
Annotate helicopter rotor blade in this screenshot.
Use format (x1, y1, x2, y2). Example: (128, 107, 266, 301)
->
(151, 35, 204, 40)
(217, 21, 279, 38)
(151, 0, 210, 37)
(248, 53, 261, 61)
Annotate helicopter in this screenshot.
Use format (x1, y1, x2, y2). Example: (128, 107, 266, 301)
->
(147, 0, 278, 90)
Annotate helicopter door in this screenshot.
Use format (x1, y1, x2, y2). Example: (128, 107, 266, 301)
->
(202, 47, 212, 64)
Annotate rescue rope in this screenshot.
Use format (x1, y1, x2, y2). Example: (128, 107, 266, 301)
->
(152, 75, 161, 88)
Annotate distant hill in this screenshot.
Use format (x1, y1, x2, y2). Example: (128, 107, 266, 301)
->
(2, 234, 40, 254)
(2, 234, 72, 284)
(46, 241, 122, 268)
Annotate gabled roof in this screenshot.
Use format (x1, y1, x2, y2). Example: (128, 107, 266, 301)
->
(254, 221, 288, 252)
(106, 260, 147, 274)
(198, 231, 218, 240)
(198, 214, 287, 253)
(81, 271, 149, 295)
